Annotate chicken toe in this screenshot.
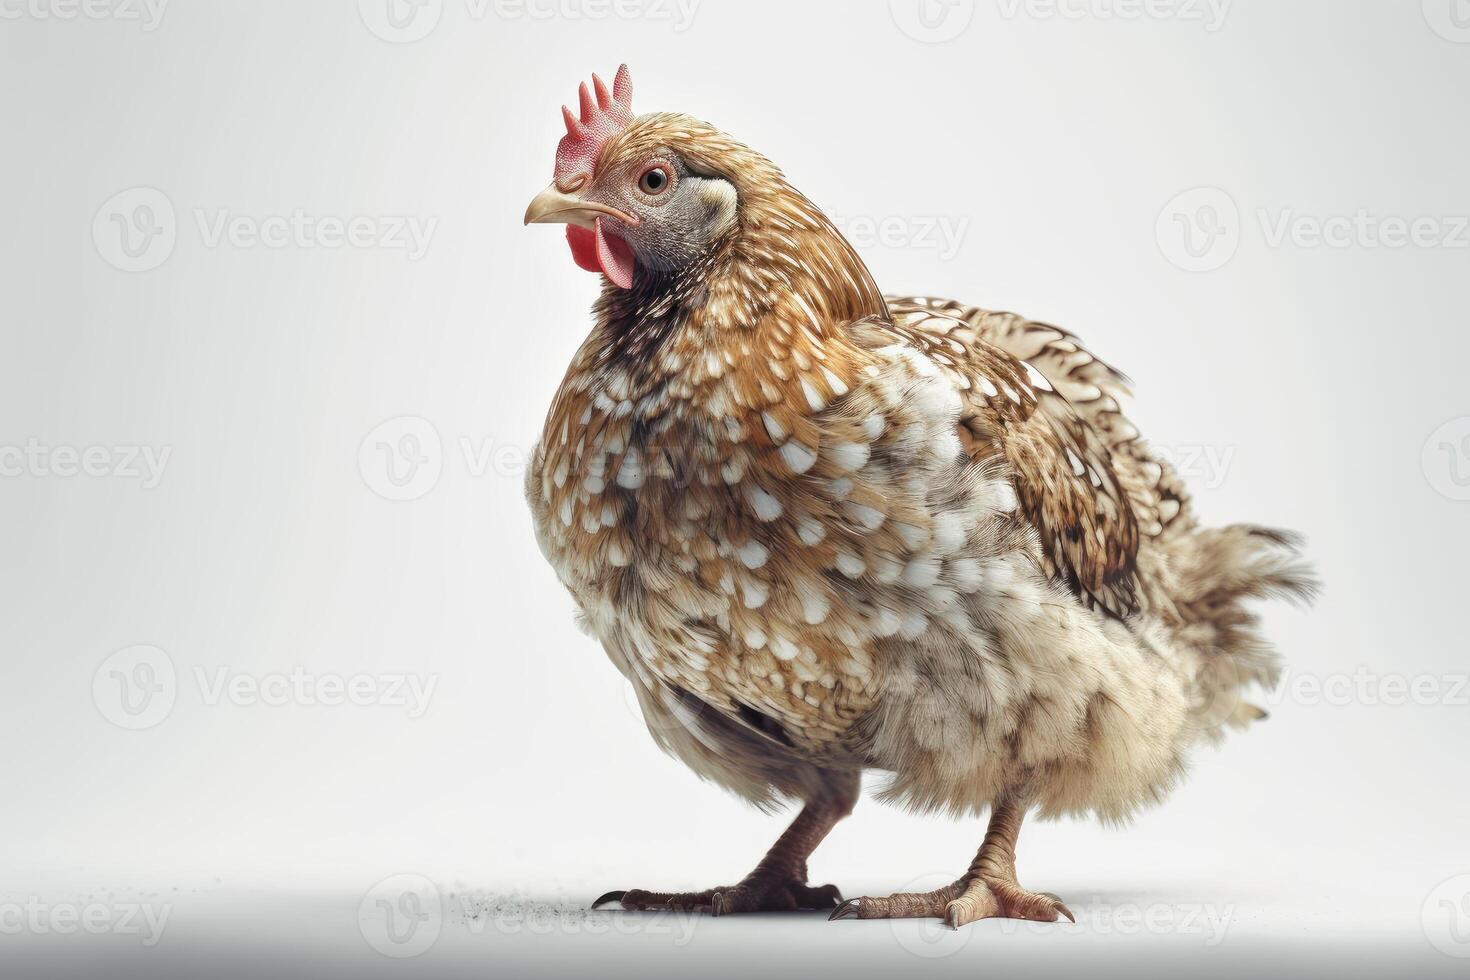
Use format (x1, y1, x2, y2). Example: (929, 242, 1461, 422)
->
(596, 876, 842, 915)
(831, 796, 1073, 929)
(591, 785, 853, 917)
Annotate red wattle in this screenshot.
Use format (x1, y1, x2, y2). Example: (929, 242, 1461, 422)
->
(564, 220, 636, 289)
(565, 225, 601, 273)
(594, 217, 635, 289)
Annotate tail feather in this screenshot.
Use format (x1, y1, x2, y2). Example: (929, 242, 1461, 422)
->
(1164, 523, 1318, 738)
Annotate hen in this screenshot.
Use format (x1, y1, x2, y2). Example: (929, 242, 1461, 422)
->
(523, 66, 1315, 927)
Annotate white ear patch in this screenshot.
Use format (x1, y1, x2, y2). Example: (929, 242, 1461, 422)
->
(696, 178, 738, 240)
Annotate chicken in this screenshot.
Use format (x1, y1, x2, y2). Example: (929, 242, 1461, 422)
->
(522, 65, 1316, 927)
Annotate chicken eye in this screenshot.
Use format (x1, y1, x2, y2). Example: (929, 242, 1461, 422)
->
(638, 166, 671, 195)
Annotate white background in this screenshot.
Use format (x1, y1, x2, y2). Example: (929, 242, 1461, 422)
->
(2, 1, 1467, 976)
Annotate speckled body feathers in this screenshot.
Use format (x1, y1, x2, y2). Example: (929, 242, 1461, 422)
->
(526, 112, 1314, 821)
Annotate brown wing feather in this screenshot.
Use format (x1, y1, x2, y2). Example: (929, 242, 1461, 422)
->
(891, 297, 1195, 541)
(870, 303, 1142, 619)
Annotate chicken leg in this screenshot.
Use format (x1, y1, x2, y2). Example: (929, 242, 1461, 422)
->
(829, 796, 1073, 928)
(593, 773, 857, 915)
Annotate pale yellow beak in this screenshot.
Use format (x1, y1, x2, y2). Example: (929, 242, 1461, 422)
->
(523, 183, 639, 229)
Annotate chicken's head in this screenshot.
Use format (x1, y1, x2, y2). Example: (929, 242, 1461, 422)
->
(523, 64, 742, 289)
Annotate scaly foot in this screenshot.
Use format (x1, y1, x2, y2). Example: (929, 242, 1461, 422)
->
(594, 873, 843, 916)
(830, 874, 1073, 928)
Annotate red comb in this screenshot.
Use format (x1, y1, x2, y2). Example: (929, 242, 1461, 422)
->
(554, 64, 633, 186)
